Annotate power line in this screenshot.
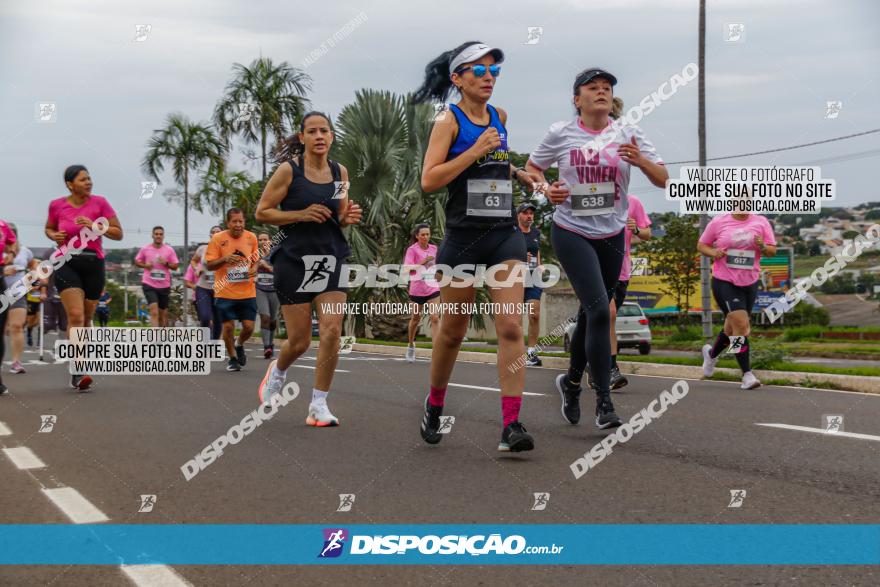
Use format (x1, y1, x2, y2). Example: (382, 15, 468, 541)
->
(663, 128, 880, 165)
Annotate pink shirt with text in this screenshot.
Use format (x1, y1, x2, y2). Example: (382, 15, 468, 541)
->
(699, 214, 776, 287)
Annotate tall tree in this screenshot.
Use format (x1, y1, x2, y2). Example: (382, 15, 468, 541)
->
(643, 215, 701, 326)
(213, 57, 311, 181)
(141, 113, 228, 323)
(195, 169, 263, 229)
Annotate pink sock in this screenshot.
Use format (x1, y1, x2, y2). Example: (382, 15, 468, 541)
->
(502, 396, 522, 427)
(429, 385, 446, 407)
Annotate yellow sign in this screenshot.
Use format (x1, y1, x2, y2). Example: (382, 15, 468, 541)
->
(628, 256, 718, 314)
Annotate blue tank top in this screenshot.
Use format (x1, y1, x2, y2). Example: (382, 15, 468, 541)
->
(444, 104, 513, 230)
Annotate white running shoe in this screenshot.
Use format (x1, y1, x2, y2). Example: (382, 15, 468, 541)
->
(258, 360, 285, 404)
(702, 344, 718, 377)
(741, 371, 761, 390)
(306, 401, 339, 427)
(405, 345, 416, 363)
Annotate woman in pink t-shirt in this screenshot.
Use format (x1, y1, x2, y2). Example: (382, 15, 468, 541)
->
(44, 165, 123, 391)
(403, 223, 441, 363)
(697, 211, 776, 390)
(0, 218, 16, 395)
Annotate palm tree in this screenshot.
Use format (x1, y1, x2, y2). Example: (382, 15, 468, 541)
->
(213, 57, 311, 181)
(194, 168, 263, 229)
(141, 113, 228, 322)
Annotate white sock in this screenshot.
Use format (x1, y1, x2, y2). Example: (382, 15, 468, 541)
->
(528, 347, 535, 355)
(312, 388, 328, 404)
(271, 365, 287, 380)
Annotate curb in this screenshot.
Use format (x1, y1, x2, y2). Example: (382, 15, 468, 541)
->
(342, 342, 880, 394)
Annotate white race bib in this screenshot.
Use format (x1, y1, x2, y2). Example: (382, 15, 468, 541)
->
(570, 182, 616, 216)
(226, 266, 248, 283)
(726, 249, 756, 270)
(466, 179, 513, 217)
(149, 269, 166, 280)
(256, 273, 274, 286)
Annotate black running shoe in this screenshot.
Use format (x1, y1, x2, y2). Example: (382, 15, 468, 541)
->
(420, 395, 443, 444)
(0, 383, 8, 396)
(227, 358, 241, 372)
(235, 345, 247, 366)
(498, 421, 534, 452)
(610, 366, 628, 390)
(555, 373, 581, 425)
(595, 395, 622, 430)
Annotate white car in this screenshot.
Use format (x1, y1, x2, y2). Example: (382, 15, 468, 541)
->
(563, 302, 652, 355)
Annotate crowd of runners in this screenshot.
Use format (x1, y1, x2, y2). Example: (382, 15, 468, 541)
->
(1, 41, 777, 453)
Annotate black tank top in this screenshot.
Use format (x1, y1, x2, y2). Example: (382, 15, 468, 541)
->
(272, 157, 352, 262)
(444, 103, 514, 231)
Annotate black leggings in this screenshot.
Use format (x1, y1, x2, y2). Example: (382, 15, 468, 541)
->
(0, 306, 7, 385)
(552, 224, 625, 394)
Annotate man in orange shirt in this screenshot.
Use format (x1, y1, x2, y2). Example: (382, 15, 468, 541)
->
(204, 208, 259, 371)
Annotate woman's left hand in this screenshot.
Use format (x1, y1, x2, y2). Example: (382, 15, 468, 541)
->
(340, 203, 363, 227)
(618, 137, 645, 168)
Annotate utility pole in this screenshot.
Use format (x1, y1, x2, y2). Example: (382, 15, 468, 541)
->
(698, 0, 713, 338)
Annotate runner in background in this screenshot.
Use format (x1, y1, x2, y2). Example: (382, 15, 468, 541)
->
(3, 225, 37, 374)
(526, 69, 667, 429)
(192, 226, 223, 340)
(95, 290, 111, 327)
(42, 273, 67, 340)
(204, 208, 259, 372)
(255, 111, 363, 427)
(413, 41, 544, 452)
(515, 203, 543, 367)
(404, 223, 440, 363)
(45, 164, 123, 391)
(256, 231, 281, 359)
(183, 261, 198, 321)
(134, 226, 179, 327)
(698, 207, 776, 390)
(25, 269, 42, 347)
(0, 218, 16, 394)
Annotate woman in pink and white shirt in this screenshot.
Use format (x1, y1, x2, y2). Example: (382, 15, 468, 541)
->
(44, 164, 123, 391)
(698, 211, 776, 389)
(403, 223, 440, 363)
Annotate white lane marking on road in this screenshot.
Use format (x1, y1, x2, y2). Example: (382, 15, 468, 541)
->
(3, 446, 47, 469)
(448, 383, 546, 397)
(41, 487, 109, 523)
(0, 421, 11, 436)
(121, 564, 192, 587)
(756, 423, 880, 442)
(293, 365, 350, 373)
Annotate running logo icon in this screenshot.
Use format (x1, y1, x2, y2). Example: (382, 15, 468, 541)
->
(138, 494, 156, 513)
(531, 492, 550, 511)
(825, 101, 842, 119)
(38, 415, 57, 433)
(438, 416, 455, 434)
(727, 336, 747, 354)
(728, 489, 747, 508)
(339, 335, 355, 354)
(336, 494, 356, 512)
(298, 256, 337, 293)
(235, 103, 258, 125)
(724, 23, 745, 43)
(433, 103, 449, 122)
(332, 181, 350, 200)
(35, 102, 57, 123)
(823, 414, 844, 434)
(318, 528, 348, 558)
(141, 181, 157, 199)
(524, 26, 543, 45)
(133, 24, 152, 42)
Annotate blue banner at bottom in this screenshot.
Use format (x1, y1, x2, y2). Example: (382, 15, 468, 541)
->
(0, 525, 878, 565)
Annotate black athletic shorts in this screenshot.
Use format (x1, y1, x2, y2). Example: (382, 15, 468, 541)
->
(410, 292, 440, 305)
(273, 249, 347, 305)
(142, 284, 171, 310)
(27, 301, 40, 316)
(54, 253, 105, 300)
(711, 277, 758, 315)
(613, 280, 629, 311)
(436, 226, 527, 277)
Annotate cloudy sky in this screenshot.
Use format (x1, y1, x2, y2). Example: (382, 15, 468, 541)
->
(1, 0, 878, 251)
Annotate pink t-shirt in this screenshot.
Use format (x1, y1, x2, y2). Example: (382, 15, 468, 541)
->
(619, 194, 651, 281)
(135, 243, 179, 288)
(404, 242, 440, 298)
(0, 220, 16, 254)
(47, 195, 116, 259)
(184, 264, 197, 300)
(699, 213, 776, 287)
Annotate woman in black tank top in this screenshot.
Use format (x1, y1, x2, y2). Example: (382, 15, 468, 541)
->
(255, 111, 362, 428)
(412, 41, 544, 453)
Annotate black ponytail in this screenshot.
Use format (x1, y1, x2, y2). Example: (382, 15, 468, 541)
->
(275, 111, 334, 162)
(413, 41, 484, 104)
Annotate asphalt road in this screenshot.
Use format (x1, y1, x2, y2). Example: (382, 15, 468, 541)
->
(2, 338, 879, 586)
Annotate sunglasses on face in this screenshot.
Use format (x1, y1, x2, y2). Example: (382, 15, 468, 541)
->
(455, 64, 501, 78)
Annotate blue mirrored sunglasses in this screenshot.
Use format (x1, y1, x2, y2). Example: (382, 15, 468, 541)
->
(455, 64, 501, 78)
